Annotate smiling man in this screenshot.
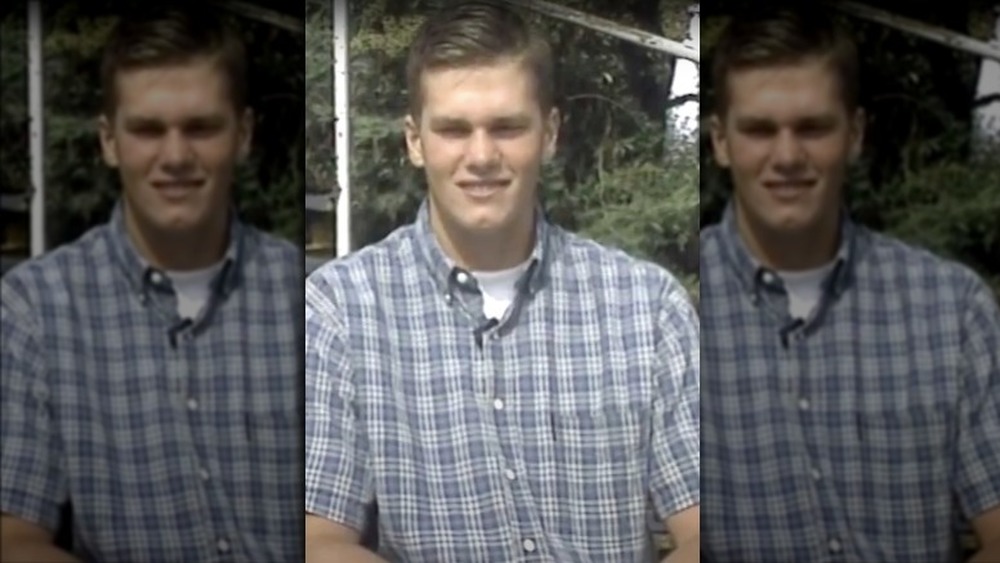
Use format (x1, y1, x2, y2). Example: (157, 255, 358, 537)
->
(0, 7, 301, 562)
(304, 2, 700, 562)
(700, 5, 1000, 562)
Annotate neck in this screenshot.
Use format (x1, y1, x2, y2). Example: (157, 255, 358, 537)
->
(429, 206, 536, 272)
(124, 207, 230, 271)
(735, 206, 840, 272)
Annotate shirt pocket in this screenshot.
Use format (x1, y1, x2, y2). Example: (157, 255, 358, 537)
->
(551, 405, 648, 469)
(234, 408, 301, 556)
(546, 404, 650, 550)
(854, 403, 951, 459)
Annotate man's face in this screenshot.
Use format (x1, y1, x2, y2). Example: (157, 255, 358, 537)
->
(711, 58, 863, 240)
(404, 58, 558, 242)
(99, 57, 252, 240)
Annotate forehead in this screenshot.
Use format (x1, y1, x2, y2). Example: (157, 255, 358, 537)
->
(418, 59, 541, 121)
(112, 58, 233, 118)
(723, 59, 846, 119)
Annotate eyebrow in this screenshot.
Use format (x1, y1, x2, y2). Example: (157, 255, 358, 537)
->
(733, 114, 839, 129)
(122, 115, 228, 129)
(427, 114, 532, 129)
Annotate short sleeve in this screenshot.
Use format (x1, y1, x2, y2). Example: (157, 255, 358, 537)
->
(953, 280, 1000, 519)
(648, 279, 701, 520)
(1, 278, 67, 530)
(303, 273, 374, 531)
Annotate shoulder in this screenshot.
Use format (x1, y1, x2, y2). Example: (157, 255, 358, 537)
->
(555, 227, 693, 308)
(305, 223, 418, 317)
(2, 224, 111, 313)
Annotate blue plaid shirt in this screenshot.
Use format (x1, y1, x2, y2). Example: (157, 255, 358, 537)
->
(305, 202, 700, 562)
(1, 203, 303, 562)
(701, 204, 1000, 562)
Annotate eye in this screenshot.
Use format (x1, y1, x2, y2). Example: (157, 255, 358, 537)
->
(798, 122, 834, 138)
(436, 126, 468, 138)
(741, 125, 774, 138)
(129, 124, 164, 138)
(493, 124, 526, 137)
(185, 121, 224, 138)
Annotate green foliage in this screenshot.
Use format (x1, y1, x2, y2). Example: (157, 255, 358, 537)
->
(305, 0, 700, 297)
(700, 1, 1000, 297)
(0, 2, 303, 250)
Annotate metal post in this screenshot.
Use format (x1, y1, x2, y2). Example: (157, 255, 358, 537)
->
(831, 1, 1000, 62)
(972, 6, 1000, 153)
(667, 4, 700, 142)
(28, 0, 45, 257)
(502, 0, 698, 61)
(332, 0, 351, 257)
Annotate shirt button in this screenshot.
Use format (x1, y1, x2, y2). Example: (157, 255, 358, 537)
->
(493, 398, 504, 410)
(761, 271, 776, 285)
(504, 469, 516, 481)
(150, 271, 164, 285)
(199, 467, 211, 481)
(798, 398, 810, 411)
(217, 538, 231, 553)
(522, 538, 536, 553)
(828, 538, 842, 553)
(187, 398, 199, 411)
(456, 271, 469, 285)
(811, 467, 822, 481)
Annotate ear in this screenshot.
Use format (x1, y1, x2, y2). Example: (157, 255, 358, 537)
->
(238, 107, 254, 162)
(848, 107, 865, 162)
(709, 113, 731, 168)
(98, 114, 119, 168)
(404, 113, 424, 168)
(543, 107, 560, 162)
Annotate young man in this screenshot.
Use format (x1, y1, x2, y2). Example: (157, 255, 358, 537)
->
(700, 6, 1000, 562)
(304, 2, 700, 562)
(0, 8, 302, 562)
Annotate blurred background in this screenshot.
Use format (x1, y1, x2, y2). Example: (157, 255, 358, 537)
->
(700, 0, 1000, 297)
(0, 0, 304, 276)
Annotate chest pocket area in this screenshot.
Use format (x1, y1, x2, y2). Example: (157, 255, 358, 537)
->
(241, 408, 301, 517)
(551, 403, 649, 486)
(855, 403, 953, 474)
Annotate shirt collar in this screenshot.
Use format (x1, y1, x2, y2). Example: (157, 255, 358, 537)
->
(717, 200, 860, 299)
(412, 198, 560, 298)
(106, 201, 244, 299)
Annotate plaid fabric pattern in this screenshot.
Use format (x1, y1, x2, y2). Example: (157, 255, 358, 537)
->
(305, 201, 700, 562)
(1, 203, 303, 563)
(700, 203, 1000, 563)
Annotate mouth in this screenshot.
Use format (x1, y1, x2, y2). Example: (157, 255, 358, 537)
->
(152, 179, 205, 198)
(456, 179, 511, 198)
(763, 179, 816, 198)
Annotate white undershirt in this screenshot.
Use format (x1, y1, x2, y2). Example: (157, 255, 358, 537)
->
(471, 260, 532, 320)
(776, 260, 838, 320)
(165, 260, 226, 319)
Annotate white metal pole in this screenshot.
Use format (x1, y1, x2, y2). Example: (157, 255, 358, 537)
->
(502, 0, 699, 62)
(28, 0, 45, 257)
(972, 7, 1000, 152)
(832, 1, 1000, 62)
(667, 4, 700, 142)
(333, 0, 351, 257)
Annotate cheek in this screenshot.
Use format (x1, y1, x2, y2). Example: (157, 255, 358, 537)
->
(726, 141, 768, 176)
(115, 142, 157, 172)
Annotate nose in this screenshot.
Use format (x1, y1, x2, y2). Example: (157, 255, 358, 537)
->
(465, 129, 500, 171)
(772, 129, 806, 171)
(160, 129, 195, 172)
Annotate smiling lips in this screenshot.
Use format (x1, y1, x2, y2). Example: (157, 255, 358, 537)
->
(763, 179, 816, 199)
(152, 179, 205, 199)
(457, 179, 511, 197)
